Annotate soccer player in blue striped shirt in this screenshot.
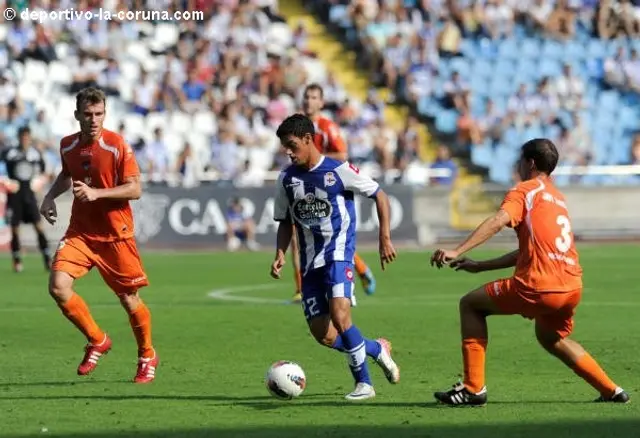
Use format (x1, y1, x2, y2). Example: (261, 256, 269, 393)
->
(270, 114, 400, 400)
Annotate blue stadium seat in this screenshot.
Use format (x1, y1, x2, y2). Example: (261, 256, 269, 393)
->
(435, 110, 459, 134)
(471, 143, 494, 168)
(519, 39, 541, 59)
(541, 40, 565, 60)
(498, 39, 519, 60)
(587, 39, 607, 59)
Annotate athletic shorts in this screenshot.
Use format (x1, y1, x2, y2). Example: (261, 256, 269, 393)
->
(52, 234, 149, 295)
(485, 277, 582, 339)
(301, 261, 356, 321)
(6, 192, 40, 226)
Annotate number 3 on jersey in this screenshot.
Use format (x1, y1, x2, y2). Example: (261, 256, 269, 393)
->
(555, 214, 572, 253)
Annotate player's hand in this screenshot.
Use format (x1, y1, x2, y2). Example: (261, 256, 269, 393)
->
(39, 196, 58, 225)
(270, 252, 286, 279)
(379, 236, 397, 271)
(73, 180, 99, 202)
(449, 257, 482, 273)
(430, 249, 459, 269)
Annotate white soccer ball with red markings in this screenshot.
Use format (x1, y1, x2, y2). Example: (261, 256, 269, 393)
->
(265, 361, 306, 399)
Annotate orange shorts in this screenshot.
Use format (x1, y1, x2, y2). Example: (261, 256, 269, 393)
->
(485, 277, 582, 339)
(52, 235, 149, 295)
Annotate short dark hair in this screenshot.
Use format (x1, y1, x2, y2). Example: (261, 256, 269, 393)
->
(304, 83, 324, 98)
(521, 138, 559, 175)
(18, 125, 31, 137)
(76, 86, 106, 111)
(276, 114, 315, 140)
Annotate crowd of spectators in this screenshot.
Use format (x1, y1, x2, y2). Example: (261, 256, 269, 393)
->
(317, 0, 640, 183)
(1, 0, 457, 189)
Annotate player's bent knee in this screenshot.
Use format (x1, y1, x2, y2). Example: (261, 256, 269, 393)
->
(117, 290, 141, 312)
(329, 300, 352, 333)
(48, 271, 74, 303)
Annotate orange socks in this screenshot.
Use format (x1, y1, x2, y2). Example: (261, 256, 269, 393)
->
(571, 353, 618, 397)
(462, 338, 488, 393)
(59, 293, 105, 345)
(128, 302, 154, 358)
(354, 253, 368, 276)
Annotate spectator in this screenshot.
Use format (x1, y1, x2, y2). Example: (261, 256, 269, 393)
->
(604, 47, 627, 89)
(210, 128, 241, 182)
(430, 145, 458, 186)
(175, 142, 203, 188)
(0, 72, 17, 106)
(69, 52, 100, 94)
(437, 18, 463, 57)
(181, 69, 207, 113)
(623, 49, 640, 93)
(630, 134, 640, 165)
(98, 58, 121, 97)
(546, 0, 577, 40)
(553, 64, 584, 112)
(442, 71, 470, 112)
(234, 159, 266, 188)
(395, 116, 420, 173)
(481, 0, 514, 40)
(225, 197, 260, 252)
(146, 128, 170, 183)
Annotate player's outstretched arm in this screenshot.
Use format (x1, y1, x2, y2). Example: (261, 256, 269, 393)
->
(431, 210, 511, 268)
(373, 189, 397, 270)
(450, 250, 519, 273)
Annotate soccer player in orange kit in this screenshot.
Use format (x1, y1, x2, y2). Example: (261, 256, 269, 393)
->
(39, 87, 158, 383)
(430, 138, 628, 406)
(290, 83, 377, 303)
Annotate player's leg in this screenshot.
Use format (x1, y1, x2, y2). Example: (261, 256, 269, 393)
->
(290, 230, 302, 303)
(243, 219, 260, 251)
(434, 280, 512, 406)
(10, 225, 22, 272)
(7, 194, 23, 271)
(95, 238, 157, 383)
(25, 194, 51, 270)
(353, 253, 376, 295)
(534, 291, 629, 403)
(308, 315, 397, 382)
(49, 237, 111, 375)
(327, 262, 399, 400)
(32, 220, 52, 270)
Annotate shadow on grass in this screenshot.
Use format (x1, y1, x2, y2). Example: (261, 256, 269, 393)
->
(5, 420, 640, 438)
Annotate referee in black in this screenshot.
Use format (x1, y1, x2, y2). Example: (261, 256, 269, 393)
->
(0, 126, 51, 272)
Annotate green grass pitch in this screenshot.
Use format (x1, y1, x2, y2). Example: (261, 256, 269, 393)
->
(0, 245, 638, 437)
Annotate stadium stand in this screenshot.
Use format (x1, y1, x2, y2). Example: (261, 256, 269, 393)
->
(311, 0, 640, 186)
(0, 0, 450, 189)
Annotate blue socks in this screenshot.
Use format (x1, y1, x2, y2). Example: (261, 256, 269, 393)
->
(331, 331, 381, 359)
(340, 325, 374, 385)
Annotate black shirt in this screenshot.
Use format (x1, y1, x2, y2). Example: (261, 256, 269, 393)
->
(0, 146, 45, 194)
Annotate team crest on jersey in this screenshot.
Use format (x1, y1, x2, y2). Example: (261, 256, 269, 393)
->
(132, 193, 171, 243)
(292, 193, 332, 227)
(324, 172, 336, 187)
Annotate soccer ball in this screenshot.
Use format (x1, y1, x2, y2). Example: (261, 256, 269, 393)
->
(265, 361, 306, 399)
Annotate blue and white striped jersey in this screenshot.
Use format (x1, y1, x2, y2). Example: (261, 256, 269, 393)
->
(274, 156, 380, 274)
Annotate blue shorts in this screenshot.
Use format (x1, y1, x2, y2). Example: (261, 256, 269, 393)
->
(233, 230, 247, 240)
(300, 261, 357, 321)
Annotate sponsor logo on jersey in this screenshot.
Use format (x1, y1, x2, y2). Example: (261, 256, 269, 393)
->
(292, 193, 332, 227)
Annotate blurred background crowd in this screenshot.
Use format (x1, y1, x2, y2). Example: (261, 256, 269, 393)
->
(1, 0, 639, 189)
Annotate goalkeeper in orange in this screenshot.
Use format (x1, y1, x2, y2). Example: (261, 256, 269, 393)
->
(290, 83, 376, 302)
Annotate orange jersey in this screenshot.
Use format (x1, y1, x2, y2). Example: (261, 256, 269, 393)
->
(60, 130, 140, 242)
(500, 176, 582, 292)
(313, 116, 347, 154)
